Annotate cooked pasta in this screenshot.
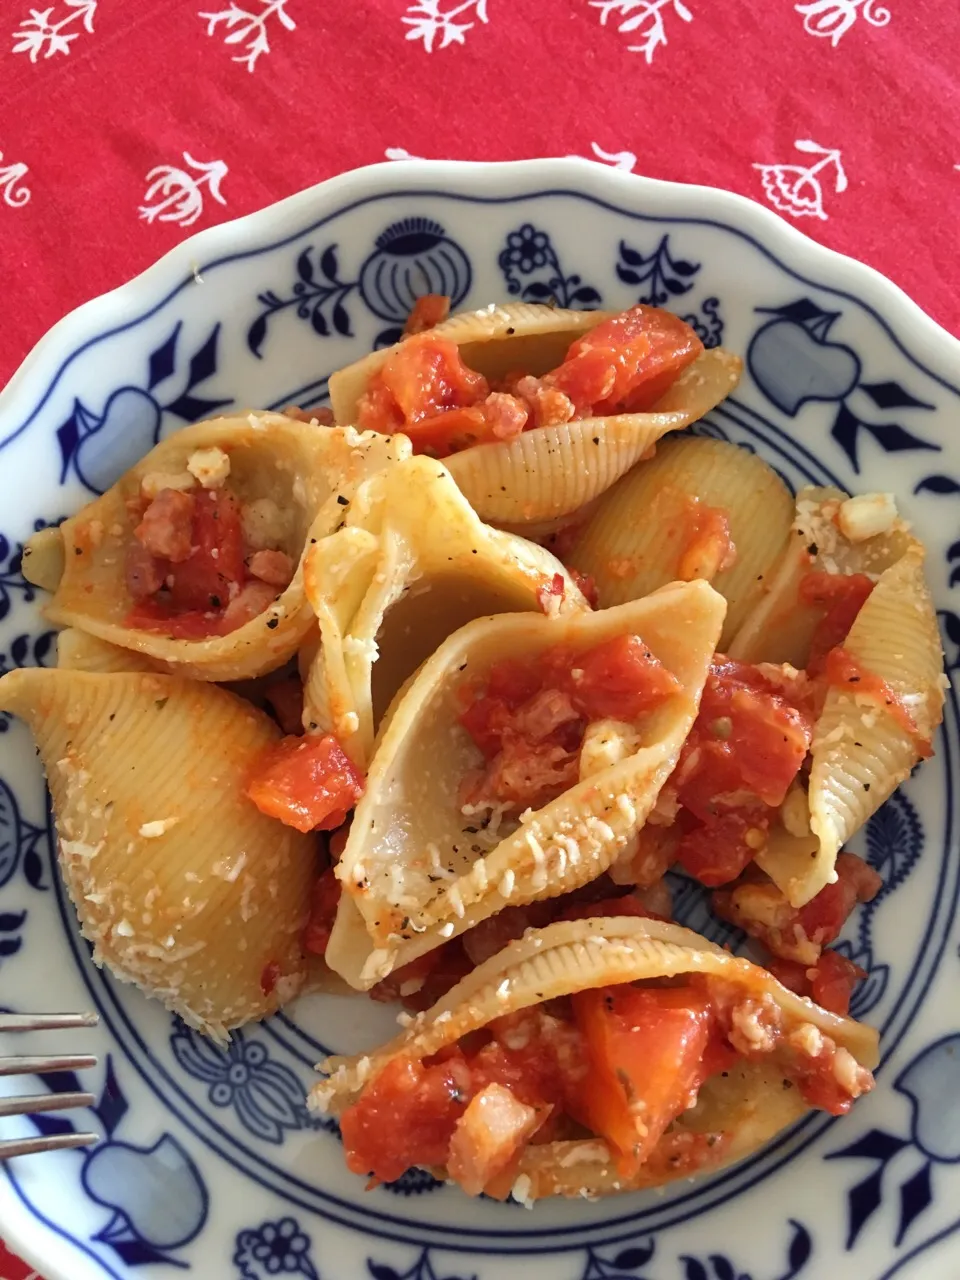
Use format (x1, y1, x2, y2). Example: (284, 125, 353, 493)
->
(0, 668, 317, 1040)
(25, 414, 409, 682)
(8, 295, 943, 1205)
(312, 917, 878, 1201)
(569, 436, 795, 644)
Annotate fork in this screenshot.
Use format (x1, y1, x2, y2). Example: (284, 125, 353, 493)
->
(0, 1012, 100, 1158)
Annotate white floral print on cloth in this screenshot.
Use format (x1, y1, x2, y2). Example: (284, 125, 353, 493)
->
(753, 139, 847, 221)
(0, 150, 30, 208)
(589, 0, 693, 64)
(402, 0, 489, 53)
(11, 0, 96, 61)
(794, 0, 891, 47)
(198, 0, 295, 73)
(385, 142, 638, 170)
(138, 152, 229, 228)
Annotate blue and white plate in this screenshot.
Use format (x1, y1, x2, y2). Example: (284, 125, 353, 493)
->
(1, 159, 959, 1280)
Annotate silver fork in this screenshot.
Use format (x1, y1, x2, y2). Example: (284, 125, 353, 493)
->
(0, 1012, 100, 1158)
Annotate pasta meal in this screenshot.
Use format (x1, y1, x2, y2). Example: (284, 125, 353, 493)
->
(3, 298, 945, 1205)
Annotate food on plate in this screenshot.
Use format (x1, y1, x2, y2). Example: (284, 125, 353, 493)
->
(323, 582, 725, 988)
(300, 452, 586, 768)
(329, 302, 743, 524)
(310, 917, 879, 1201)
(21, 414, 409, 682)
(9, 294, 945, 1204)
(570, 436, 795, 645)
(0, 667, 317, 1039)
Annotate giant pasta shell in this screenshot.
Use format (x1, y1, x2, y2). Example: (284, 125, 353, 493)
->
(301, 453, 587, 766)
(729, 485, 916, 666)
(570, 436, 795, 645)
(312, 916, 878, 1199)
(325, 582, 726, 988)
(329, 302, 743, 524)
(0, 667, 318, 1039)
(766, 548, 944, 906)
(24, 415, 410, 682)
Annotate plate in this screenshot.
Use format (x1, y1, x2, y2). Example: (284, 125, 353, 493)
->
(1, 159, 959, 1280)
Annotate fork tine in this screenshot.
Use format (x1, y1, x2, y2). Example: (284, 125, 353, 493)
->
(0, 1091, 95, 1118)
(0, 1132, 99, 1159)
(0, 1055, 98, 1077)
(0, 1013, 99, 1033)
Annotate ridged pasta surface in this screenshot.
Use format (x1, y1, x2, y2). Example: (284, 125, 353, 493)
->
(0, 667, 318, 1039)
(325, 581, 725, 989)
(570, 436, 794, 643)
(28, 415, 409, 681)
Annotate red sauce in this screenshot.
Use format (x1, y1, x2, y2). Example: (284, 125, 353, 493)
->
(303, 868, 342, 957)
(403, 294, 451, 336)
(246, 733, 365, 833)
(260, 961, 281, 997)
(124, 482, 295, 639)
(672, 658, 815, 885)
(339, 975, 872, 1189)
(824, 646, 932, 757)
(457, 634, 681, 812)
(799, 571, 874, 676)
(767, 950, 867, 1017)
(676, 495, 737, 582)
(355, 305, 703, 459)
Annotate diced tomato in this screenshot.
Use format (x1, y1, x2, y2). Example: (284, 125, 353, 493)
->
(399, 397, 529, 457)
(676, 811, 766, 887)
(811, 950, 866, 1016)
(340, 1054, 470, 1183)
(792, 1043, 873, 1116)
(246, 733, 364, 833)
(303, 868, 342, 957)
(796, 852, 882, 948)
(356, 336, 490, 438)
(569, 985, 714, 1176)
(535, 572, 566, 614)
(676, 658, 814, 822)
(404, 293, 451, 336)
(799, 571, 874, 676)
(823, 647, 931, 756)
(166, 489, 246, 612)
(567, 634, 682, 721)
(551, 306, 702, 416)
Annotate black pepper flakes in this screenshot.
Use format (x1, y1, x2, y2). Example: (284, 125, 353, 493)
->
(155, 697, 168, 710)
(807, 542, 818, 556)
(266, 617, 279, 629)
(337, 495, 349, 506)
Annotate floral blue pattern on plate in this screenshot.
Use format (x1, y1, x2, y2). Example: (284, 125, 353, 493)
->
(0, 159, 958, 1280)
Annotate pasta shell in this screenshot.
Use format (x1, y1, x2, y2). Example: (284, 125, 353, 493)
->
(311, 916, 878, 1198)
(57, 628, 162, 674)
(444, 350, 743, 525)
(20, 526, 64, 591)
(570, 436, 794, 645)
(329, 303, 611, 422)
(325, 581, 725, 989)
(302, 454, 588, 766)
(0, 667, 318, 1040)
(27, 415, 410, 682)
(729, 485, 916, 666)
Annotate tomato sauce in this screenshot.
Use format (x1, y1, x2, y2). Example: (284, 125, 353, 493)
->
(246, 733, 365, 833)
(355, 305, 703, 459)
(675, 495, 737, 582)
(824, 646, 932, 757)
(671, 658, 815, 885)
(800, 571, 875, 675)
(457, 634, 681, 812)
(124, 480, 295, 639)
(338, 975, 873, 1190)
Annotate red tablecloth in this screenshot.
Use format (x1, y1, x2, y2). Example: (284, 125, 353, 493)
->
(1, 1, 958, 1273)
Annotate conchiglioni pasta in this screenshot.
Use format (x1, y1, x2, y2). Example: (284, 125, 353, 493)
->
(570, 436, 795, 645)
(312, 917, 878, 1200)
(0, 668, 318, 1039)
(24, 414, 410, 682)
(301, 453, 587, 766)
(326, 581, 725, 989)
(330, 301, 743, 524)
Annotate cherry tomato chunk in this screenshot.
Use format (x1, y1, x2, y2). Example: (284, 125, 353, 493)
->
(246, 734, 364, 833)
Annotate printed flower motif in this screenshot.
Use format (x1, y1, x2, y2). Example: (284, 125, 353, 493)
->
(794, 0, 891, 47)
(11, 0, 96, 61)
(138, 152, 228, 228)
(0, 151, 30, 209)
(170, 1021, 315, 1143)
(589, 0, 693, 64)
(198, 0, 295, 73)
(233, 1217, 318, 1279)
(402, 0, 489, 54)
(501, 224, 550, 273)
(753, 139, 847, 221)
